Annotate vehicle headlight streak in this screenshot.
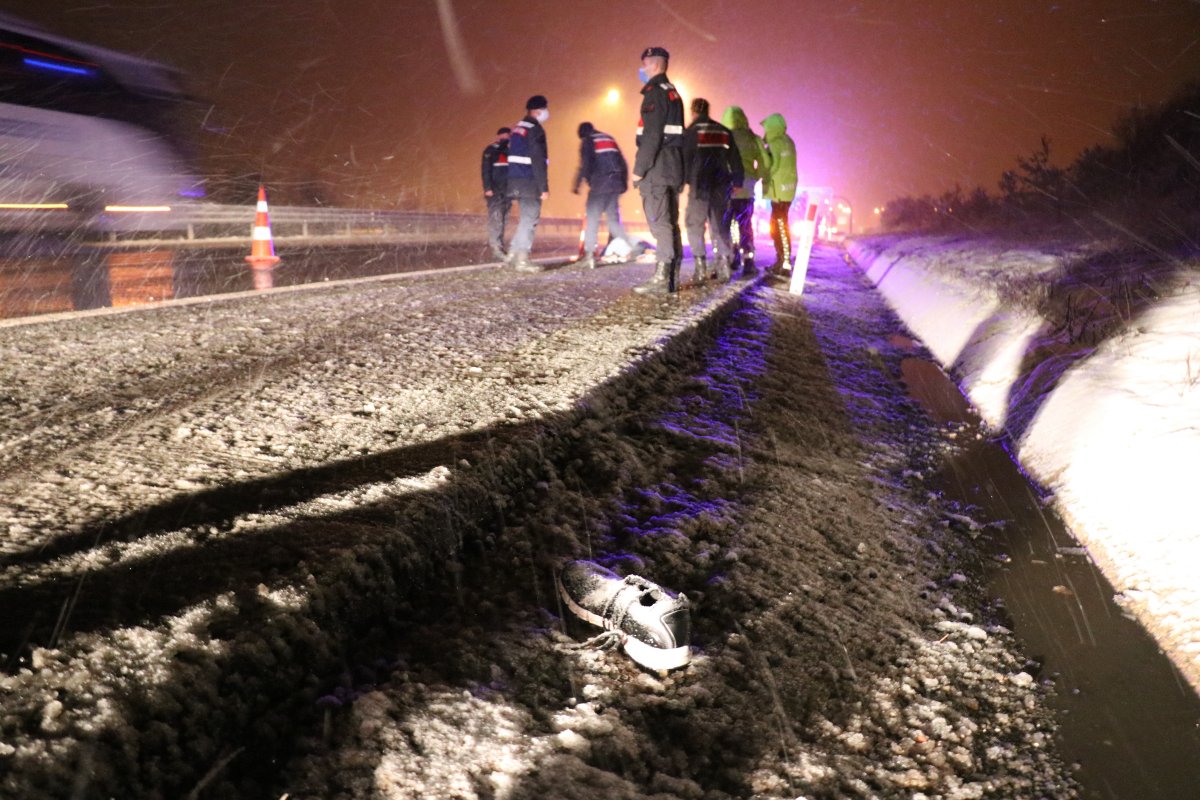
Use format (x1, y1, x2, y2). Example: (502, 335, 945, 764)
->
(105, 205, 173, 213)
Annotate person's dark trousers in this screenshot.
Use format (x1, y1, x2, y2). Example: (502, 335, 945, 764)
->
(642, 184, 681, 258)
(486, 194, 511, 254)
(725, 198, 755, 262)
(639, 183, 682, 291)
(510, 196, 542, 255)
(769, 200, 792, 268)
(686, 189, 733, 268)
(584, 191, 633, 255)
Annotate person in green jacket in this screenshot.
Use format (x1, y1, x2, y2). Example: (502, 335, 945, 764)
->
(761, 112, 798, 273)
(720, 106, 768, 272)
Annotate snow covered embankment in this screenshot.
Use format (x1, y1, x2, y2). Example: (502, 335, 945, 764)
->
(847, 235, 1200, 693)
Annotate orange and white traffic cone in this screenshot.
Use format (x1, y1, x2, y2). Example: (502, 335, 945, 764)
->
(246, 184, 280, 290)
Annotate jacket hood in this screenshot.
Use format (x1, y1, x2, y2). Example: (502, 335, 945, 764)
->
(721, 106, 749, 130)
(761, 113, 787, 137)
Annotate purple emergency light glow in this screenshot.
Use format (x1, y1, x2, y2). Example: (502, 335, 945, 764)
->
(23, 57, 94, 77)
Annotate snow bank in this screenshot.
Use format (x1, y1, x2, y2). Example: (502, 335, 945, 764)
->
(847, 235, 1200, 692)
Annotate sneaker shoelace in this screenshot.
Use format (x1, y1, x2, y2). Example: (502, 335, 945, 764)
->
(570, 576, 657, 653)
(604, 575, 656, 630)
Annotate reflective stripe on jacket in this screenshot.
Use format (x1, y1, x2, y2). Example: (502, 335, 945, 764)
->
(573, 130, 628, 195)
(683, 117, 744, 195)
(506, 117, 549, 197)
(634, 73, 685, 188)
(481, 140, 509, 194)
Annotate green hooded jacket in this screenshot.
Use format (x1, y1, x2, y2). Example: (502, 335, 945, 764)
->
(720, 106, 769, 200)
(761, 113, 797, 202)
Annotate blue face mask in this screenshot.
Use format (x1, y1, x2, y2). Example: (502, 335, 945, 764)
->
(638, 67, 649, 84)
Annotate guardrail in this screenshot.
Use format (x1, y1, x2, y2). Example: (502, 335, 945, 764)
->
(92, 203, 648, 247)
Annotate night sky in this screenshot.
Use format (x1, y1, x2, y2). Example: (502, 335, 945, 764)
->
(8, 1, 1200, 222)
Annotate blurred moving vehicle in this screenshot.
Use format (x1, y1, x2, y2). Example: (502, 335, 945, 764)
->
(819, 196, 853, 242)
(0, 14, 200, 234)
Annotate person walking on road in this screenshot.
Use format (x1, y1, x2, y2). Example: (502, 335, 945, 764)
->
(631, 46, 685, 295)
(683, 97, 742, 285)
(720, 106, 769, 272)
(507, 95, 551, 273)
(481, 126, 512, 261)
(572, 122, 643, 269)
(761, 112, 798, 274)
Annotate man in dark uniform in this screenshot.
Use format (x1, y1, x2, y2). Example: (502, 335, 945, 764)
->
(572, 122, 643, 269)
(506, 95, 551, 273)
(683, 97, 742, 285)
(481, 126, 511, 261)
(631, 46, 685, 294)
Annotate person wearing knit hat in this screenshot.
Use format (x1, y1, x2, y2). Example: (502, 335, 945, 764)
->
(506, 95, 551, 272)
(572, 120, 644, 268)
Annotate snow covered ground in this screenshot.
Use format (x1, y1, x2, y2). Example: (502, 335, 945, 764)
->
(0, 248, 1084, 798)
(847, 234, 1200, 694)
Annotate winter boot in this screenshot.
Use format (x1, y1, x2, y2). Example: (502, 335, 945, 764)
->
(557, 560, 691, 671)
(714, 256, 731, 283)
(692, 256, 707, 286)
(775, 229, 792, 275)
(511, 252, 542, 273)
(633, 261, 672, 294)
(577, 253, 597, 269)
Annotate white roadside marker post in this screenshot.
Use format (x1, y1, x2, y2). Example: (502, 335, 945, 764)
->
(790, 200, 819, 295)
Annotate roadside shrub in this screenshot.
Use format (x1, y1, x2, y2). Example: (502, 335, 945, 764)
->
(881, 81, 1200, 250)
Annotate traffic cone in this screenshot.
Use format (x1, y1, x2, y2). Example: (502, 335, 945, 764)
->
(246, 184, 280, 290)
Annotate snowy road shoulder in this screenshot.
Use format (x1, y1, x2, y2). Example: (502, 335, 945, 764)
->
(0, 260, 747, 797)
(848, 234, 1200, 693)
